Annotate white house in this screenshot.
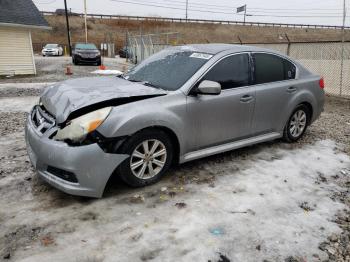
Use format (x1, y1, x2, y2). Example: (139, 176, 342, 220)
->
(0, 0, 50, 75)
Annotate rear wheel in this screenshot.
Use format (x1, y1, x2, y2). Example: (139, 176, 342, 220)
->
(116, 129, 173, 187)
(283, 105, 310, 142)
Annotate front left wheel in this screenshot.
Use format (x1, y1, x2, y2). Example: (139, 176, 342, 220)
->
(116, 129, 173, 187)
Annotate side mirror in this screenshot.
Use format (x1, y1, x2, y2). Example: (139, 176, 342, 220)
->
(196, 80, 221, 95)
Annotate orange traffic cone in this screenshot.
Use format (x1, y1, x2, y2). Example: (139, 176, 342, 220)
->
(65, 66, 73, 75)
(99, 64, 106, 70)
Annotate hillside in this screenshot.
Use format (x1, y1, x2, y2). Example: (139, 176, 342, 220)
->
(31, 14, 350, 52)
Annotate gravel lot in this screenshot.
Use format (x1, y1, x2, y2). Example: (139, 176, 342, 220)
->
(0, 57, 349, 261)
(0, 55, 130, 84)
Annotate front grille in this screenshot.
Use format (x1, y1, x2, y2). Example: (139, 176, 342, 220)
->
(31, 106, 56, 134)
(47, 166, 78, 183)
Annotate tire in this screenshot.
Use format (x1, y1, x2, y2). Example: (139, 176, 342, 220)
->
(116, 129, 173, 187)
(97, 60, 101, 66)
(283, 105, 310, 143)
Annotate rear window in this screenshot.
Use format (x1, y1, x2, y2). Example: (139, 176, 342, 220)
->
(254, 53, 296, 84)
(45, 44, 58, 48)
(75, 43, 97, 50)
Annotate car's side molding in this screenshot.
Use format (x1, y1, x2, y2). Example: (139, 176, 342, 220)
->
(180, 132, 281, 163)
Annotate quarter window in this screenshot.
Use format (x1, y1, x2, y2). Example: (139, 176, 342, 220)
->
(254, 53, 296, 84)
(201, 54, 250, 90)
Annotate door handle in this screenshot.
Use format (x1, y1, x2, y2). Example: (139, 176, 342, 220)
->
(287, 86, 297, 93)
(240, 95, 254, 103)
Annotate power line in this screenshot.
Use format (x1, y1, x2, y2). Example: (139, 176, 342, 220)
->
(248, 10, 342, 15)
(110, 0, 239, 14)
(162, 0, 343, 11)
(110, 0, 345, 18)
(114, 0, 344, 16)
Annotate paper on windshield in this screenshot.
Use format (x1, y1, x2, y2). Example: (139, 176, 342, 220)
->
(190, 53, 213, 60)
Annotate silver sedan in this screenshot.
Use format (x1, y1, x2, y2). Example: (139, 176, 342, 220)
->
(25, 44, 325, 197)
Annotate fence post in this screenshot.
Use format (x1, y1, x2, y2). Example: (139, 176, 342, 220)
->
(237, 35, 243, 45)
(140, 27, 144, 61)
(285, 33, 291, 56)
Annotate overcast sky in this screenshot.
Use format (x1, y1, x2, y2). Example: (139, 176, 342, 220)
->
(33, 0, 347, 26)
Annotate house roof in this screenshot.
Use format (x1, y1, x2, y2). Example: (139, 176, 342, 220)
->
(0, 0, 50, 29)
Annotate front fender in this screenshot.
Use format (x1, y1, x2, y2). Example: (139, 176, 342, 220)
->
(97, 93, 186, 153)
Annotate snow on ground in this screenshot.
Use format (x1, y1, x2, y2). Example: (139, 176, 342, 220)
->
(91, 69, 123, 75)
(1, 56, 131, 83)
(0, 97, 38, 112)
(0, 83, 54, 90)
(1, 82, 349, 261)
(1, 136, 349, 261)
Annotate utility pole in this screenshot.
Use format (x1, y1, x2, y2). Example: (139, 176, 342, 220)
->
(185, 0, 188, 21)
(244, 4, 247, 24)
(340, 0, 346, 96)
(84, 0, 88, 43)
(64, 0, 72, 56)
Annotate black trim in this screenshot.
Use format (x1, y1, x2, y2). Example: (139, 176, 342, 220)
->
(47, 166, 78, 183)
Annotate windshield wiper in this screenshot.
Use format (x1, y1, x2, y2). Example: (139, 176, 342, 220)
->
(117, 74, 126, 79)
(127, 79, 162, 89)
(142, 81, 162, 90)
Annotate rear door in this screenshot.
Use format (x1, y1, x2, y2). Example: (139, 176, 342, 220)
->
(251, 52, 298, 134)
(186, 53, 256, 151)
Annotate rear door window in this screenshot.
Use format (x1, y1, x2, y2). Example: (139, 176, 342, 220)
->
(201, 54, 250, 90)
(253, 53, 296, 84)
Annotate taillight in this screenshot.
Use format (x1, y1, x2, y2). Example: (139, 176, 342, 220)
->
(319, 77, 325, 89)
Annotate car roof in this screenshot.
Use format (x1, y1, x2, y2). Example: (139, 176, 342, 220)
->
(174, 44, 278, 55)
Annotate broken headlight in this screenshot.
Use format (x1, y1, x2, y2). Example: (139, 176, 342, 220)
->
(54, 107, 112, 142)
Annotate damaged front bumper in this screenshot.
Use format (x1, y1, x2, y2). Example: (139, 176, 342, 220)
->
(25, 108, 128, 198)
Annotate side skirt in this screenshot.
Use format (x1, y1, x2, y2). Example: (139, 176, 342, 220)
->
(180, 132, 282, 163)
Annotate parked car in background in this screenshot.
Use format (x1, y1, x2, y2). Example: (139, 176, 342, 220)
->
(72, 43, 101, 65)
(55, 9, 79, 16)
(119, 46, 132, 58)
(42, 44, 63, 56)
(25, 44, 325, 198)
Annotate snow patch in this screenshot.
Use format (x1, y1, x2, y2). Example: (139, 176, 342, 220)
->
(3, 140, 349, 262)
(0, 96, 38, 112)
(91, 70, 123, 75)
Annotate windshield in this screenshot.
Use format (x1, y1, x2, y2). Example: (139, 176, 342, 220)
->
(45, 44, 58, 48)
(75, 43, 97, 50)
(124, 49, 212, 91)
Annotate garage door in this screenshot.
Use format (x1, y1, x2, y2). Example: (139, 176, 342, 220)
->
(0, 26, 35, 75)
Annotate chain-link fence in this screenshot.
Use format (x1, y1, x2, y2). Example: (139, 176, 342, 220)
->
(126, 36, 350, 97)
(251, 42, 350, 97)
(126, 32, 180, 64)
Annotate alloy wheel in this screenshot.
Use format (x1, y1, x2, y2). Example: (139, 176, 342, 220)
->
(289, 110, 307, 138)
(130, 139, 167, 179)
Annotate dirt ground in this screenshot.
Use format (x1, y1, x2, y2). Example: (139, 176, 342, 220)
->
(1, 55, 131, 84)
(0, 57, 349, 261)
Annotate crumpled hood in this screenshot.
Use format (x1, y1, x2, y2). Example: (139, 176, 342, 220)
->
(40, 76, 167, 123)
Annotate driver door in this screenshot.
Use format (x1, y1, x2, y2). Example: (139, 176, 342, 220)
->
(186, 53, 256, 152)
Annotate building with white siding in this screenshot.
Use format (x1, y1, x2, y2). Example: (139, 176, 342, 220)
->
(0, 0, 50, 76)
